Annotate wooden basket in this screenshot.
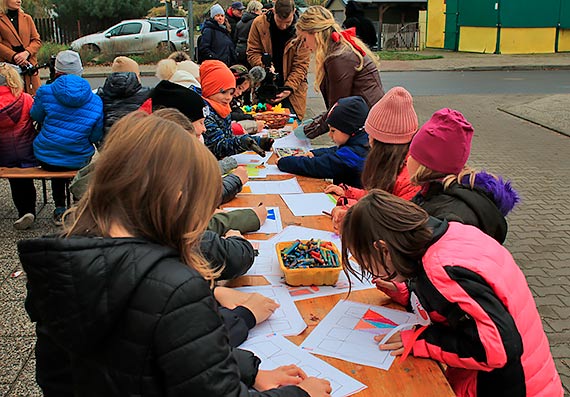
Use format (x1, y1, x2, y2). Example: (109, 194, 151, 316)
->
(254, 112, 290, 129)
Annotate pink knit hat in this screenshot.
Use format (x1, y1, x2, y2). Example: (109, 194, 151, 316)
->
(409, 108, 474, 174)
(364, 86, 418, 144)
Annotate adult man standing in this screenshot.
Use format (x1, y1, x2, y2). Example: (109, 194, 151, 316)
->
(226, 1, 245, 43)
(247, 0, 310, 119)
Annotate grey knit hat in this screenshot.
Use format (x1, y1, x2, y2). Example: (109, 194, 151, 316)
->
(55, 50, 84, 76)
(210, 4, 225, 18)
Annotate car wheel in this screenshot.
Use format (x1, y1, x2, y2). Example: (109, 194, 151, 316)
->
(82, 44, 101, 55)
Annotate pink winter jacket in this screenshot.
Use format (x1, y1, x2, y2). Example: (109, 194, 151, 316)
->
(379, 222, 563, 397)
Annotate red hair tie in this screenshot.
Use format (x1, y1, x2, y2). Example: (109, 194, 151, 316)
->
(331, 27, 366, 56)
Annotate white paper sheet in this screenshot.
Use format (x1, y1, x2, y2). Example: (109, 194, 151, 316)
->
(264, 164, 291, 175)
(246, 240, 282, 276)
(264, 274, 375, 301)
(223, 207, 283, 234)
(241, 334, 367, 397)
(235, 285, 306, 338)
(272, 131, 312, 150)
(300, 300, 416, 370)
(231, 151, 273, 165)
(241, 178, 303, 194)
(281, 193, 337, 216)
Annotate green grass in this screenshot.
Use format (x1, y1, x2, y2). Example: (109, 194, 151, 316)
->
(377, 51, 444, 61)
(37, 42, 69, 65)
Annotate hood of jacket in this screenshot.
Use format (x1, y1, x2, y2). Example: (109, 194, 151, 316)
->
(461, 171, 520, 216)
(100, 72, 142, 99)
(0, 87, 24, 129)
(203, 18, 230, 34)
(51, 74, 94, 108)
(241, 11, 258, 24)
(19, 236, 180, 354)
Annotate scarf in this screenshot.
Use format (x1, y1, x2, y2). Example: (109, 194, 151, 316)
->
(331, 27, 366, 56)
(204, 98, 231, 118)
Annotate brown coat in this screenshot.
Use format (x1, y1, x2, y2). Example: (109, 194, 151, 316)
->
(246, 13, 310, 119)
(320, 42, 384, 109)
(0, 9, 42, 94)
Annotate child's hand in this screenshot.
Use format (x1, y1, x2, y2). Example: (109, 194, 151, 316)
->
(256, 120, 266, 132)
(296, 151, 314, 158)
(331, 207, 347, 233)
(371, 278, 398, 292)
(253, 365, 307, 391)
(233, 166, 249, 184)
(252, 203, 268, 225)
(213, 286, 250, 309)
(324, 184, 344, 196)
(298, 377, 332, 397)
(224, 229, 243, 238)
(241, 292, 280, 324)
(376, 332, 404, 356)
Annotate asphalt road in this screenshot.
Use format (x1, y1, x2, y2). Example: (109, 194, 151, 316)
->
(85, 70, 570, 97)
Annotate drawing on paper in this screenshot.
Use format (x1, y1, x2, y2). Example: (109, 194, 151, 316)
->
(354, 309, 399, 335)
(241, 334, 366, 397)
(300, 300, 416, 370)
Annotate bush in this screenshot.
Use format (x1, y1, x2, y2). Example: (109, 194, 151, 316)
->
(37, 42, 68, 65)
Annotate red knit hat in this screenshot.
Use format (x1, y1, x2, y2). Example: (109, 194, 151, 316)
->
(409, 108, 474, 174)
(199, 60, 236, 98)
(365, 87, 418, 144)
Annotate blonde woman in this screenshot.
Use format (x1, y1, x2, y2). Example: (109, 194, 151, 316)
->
(19, 111, 332, 397)
(0, 0, 41, 94)
(0, 63, 36, 229)
(296, 5, 384, 138)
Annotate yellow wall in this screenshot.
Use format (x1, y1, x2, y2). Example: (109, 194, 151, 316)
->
(426, 0, 445, 48)
(459, 27, 496, 53)
(500, 28, 556, 54)
(418, 10, 427, 50)
(558, 29, 570, 52)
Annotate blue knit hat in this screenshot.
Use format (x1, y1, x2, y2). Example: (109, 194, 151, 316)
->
(326, 96, 369, 136)
(210, 4, 225, 18)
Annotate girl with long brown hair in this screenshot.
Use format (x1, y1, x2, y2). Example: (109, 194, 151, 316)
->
(325, 87, 420, 232)
(18, 112, 331, 397)
(296, 5, 383, 138)
(341, 189, 562, 397)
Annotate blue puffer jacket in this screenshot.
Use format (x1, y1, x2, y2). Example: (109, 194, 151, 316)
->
(32, 75, 103, 169)
(277, 130, 370, 188)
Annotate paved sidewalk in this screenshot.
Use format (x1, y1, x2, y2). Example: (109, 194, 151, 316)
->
(2, 53, 569, 396)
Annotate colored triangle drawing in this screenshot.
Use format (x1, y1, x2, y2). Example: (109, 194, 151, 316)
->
(362, 309, 399, 327)
(267, 209, 276, 220)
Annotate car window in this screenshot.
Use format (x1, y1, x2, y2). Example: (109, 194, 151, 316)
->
(154, 18, 185, 29)
(150, 22, 169, 32)
(118, 23, 142, 36)
(107, 26, 122, 36)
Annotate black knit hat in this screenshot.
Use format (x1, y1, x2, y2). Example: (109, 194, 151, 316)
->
(326, 96, 369, 136)
(150, 80, 209, 122)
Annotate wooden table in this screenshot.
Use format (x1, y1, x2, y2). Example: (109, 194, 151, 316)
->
(225, 160, 454, 396)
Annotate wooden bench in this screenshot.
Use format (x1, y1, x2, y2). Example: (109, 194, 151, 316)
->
(0, 167, 78, 211)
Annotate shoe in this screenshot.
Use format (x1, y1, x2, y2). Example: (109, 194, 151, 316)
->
(13, 213, 35, 230)
(53, 207, 66, 226)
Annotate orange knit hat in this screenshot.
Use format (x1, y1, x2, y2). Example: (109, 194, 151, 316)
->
(364, 86, 418, 144)
(199, 60, 236, 98)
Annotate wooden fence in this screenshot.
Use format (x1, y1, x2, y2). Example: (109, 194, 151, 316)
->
(33, 18, 111, 45)
(381, 23, 420, 50)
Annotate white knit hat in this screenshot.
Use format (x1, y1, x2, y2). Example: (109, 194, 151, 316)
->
(210, 4, 224, 18)
(55, 50, 83, 76)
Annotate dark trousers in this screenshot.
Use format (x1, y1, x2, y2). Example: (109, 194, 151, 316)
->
(39, 162, 75, 208)
(8, 178, 36, 217)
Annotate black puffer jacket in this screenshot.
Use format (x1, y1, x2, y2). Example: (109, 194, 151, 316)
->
(96, 72, 151, 138)
(412, 173, 519, 244)
(235, 12, 258, 65)
(19, 236, 308, 397)
(199, 19, 237, 66)
(222, 173, 244, 203)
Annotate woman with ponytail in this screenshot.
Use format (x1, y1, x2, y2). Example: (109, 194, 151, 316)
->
(296, 6, 384, 138)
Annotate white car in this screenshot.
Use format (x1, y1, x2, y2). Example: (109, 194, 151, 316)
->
(70, 19, 189, 55)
